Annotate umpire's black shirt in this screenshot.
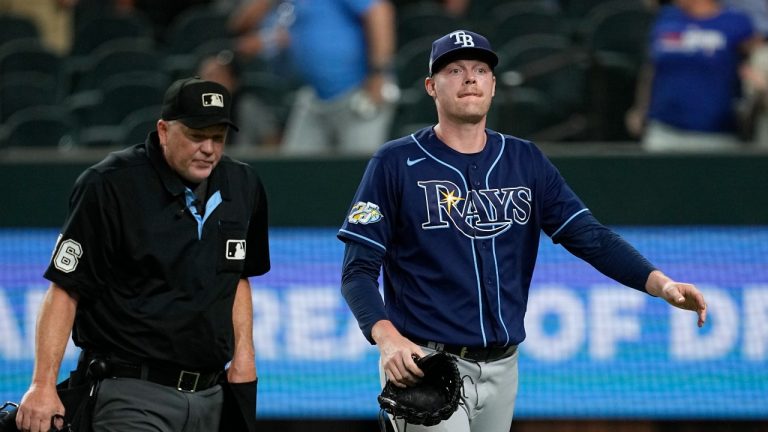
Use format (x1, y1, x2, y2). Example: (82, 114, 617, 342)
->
(44, 132, 270, 371)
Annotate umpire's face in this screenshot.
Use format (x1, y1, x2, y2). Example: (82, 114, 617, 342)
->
(157, 120, 228, 183)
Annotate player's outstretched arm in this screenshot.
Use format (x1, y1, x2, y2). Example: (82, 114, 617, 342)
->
(372, 320, 426, 388)
(645, 270, 707, 327)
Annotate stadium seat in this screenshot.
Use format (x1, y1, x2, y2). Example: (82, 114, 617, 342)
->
(164, 5, 232, 55)
(115, 105, 162, 147)
(161, 5, 233, 79)
(67, 72, 168, 128)
(0, 39, 61, 82)
(396, 2, 464, 48)
(395, 35, 435, 91)
(390, 87, 436, 139)
(70, 13, 154, 56)
(496, 34, 589, 114)
(561, 0, 608, 19)
(585, 51, 639, 141)
(577, 0, 653, 66)
(489, 86, 569, 140)
(0, 72, 59, 122)
(487, 2, 571, 46)
(102, 73, 168, 123)
(77, 125, 122, 148)
(73, 41, 163, 92)
(0, 14, 40, 44)
(163, 38, 235, 80)
(2, 106, 77, 149)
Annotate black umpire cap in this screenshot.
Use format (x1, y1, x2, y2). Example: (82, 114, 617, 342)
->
(429, 30, 499, 76)
(161, 77, 239, 131)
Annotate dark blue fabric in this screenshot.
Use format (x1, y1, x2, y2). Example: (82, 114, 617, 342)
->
(340, 242, 386, 344)
(554, 213, 656, 292)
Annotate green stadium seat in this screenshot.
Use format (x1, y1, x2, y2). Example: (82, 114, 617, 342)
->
(487, 2, 571, 46)
(489, 86, 569, 140)
(496, 34, 589, 114)
(577, 0, 653, 66)
(585, 51, 639, 141)
(164, 5, 231, 55)
(73, 41, 163, 92)
(116, 105, 162, 147)
(2, 106, 77, 149)
(396, 2, 463, 48)
(70, 13, 153, 56)
(0, 72, 59, 122)
(390, 87, 436, 139)
(0, 39, 61, 81)
(0, 14, 40, 44)
(395, 35, 435, 91)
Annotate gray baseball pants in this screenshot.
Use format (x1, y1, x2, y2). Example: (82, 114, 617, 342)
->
(90, 377, 223, 432)
(380, 347, 519, 432)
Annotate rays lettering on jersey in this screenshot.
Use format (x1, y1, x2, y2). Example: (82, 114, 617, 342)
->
(418, 180, 531, 238)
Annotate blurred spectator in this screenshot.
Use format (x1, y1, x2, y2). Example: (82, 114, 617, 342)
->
(197, 50, 282, 148)
(626, 0, 763, 152)
(231, 0, 398, 155)
(1, 0, 73, 54)
(739, 42, 768, 147)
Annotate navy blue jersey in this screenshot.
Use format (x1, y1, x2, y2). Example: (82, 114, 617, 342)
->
(338, 127, 588, 347)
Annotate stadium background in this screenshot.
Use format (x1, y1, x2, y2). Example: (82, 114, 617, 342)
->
(2, 0, 768, 431)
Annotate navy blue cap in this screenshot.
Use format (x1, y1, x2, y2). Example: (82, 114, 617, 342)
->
(429, 30, 499, 76)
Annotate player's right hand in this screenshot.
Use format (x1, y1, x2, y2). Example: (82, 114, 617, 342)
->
(16, 384, 64, 432)
(372, 320, 426, 388)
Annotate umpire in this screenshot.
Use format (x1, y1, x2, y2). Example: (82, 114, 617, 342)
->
(15, 77, 270, 432)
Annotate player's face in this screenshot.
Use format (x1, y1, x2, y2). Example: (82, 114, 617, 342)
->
(426, 59, 496, 125)
(157, 120, 228, 183)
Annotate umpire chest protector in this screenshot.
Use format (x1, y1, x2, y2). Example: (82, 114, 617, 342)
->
(45, 132, 270, 371)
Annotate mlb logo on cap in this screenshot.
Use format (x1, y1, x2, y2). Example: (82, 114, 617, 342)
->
(202, 93, 224, 108)
(429, 29, 498, 76)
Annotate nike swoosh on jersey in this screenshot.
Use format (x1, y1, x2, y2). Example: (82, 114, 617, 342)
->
(406, 157, 427, 166)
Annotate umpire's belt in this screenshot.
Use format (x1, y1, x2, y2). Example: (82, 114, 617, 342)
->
(415, 339, 517, 363)
(107, 361, 221, 393)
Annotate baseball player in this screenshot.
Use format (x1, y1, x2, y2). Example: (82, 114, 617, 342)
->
(16, 78, 270, 432)
(338, 30, 707, 432)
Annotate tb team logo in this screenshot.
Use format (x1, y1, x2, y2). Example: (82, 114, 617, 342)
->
(449, 30, 475, 48)
(418, 180, 531, 238)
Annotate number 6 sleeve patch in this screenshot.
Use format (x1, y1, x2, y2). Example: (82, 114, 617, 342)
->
(53, 238, 84, 273)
